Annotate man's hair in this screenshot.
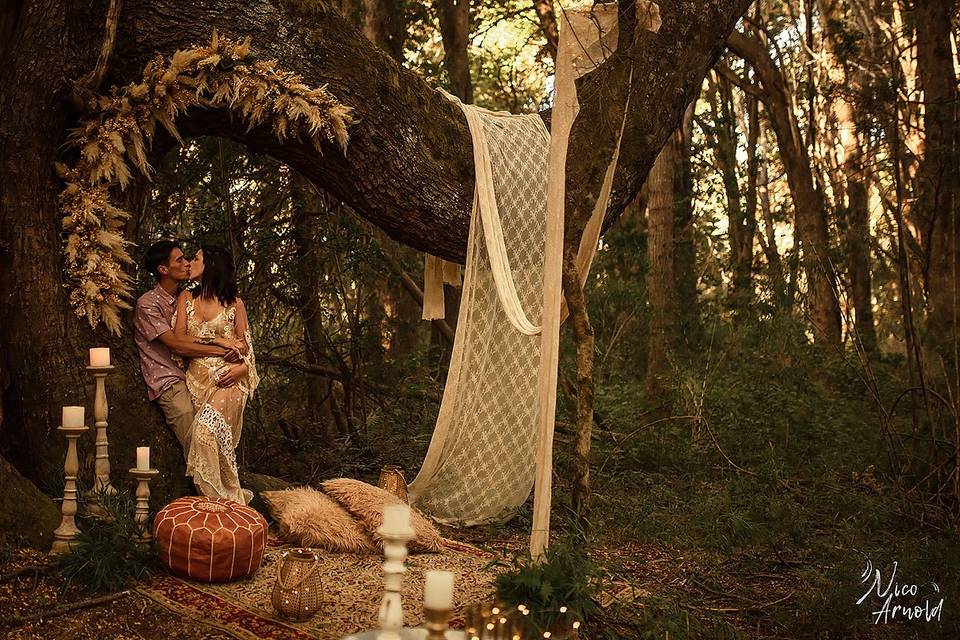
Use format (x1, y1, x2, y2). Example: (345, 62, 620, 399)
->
(143, 240, 181, 281)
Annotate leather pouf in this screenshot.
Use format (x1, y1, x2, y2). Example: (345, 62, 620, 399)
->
(154, 496, 268, 582)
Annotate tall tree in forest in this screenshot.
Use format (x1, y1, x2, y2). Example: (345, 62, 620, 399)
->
(674, 103, 700, 345)
(646, 134, 680, 390)
(818, 0, 877, 351)
(435, 0, 472, 103)
(333, 0, 407, 61)
(728, 29, 843, 346)
(914, 0, 959, 347)
(289, 174, 343, 442)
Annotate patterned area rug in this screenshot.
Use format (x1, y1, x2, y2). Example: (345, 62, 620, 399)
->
(137, 540, 501, 640)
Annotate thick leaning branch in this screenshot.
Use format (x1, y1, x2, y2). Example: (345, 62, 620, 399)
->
(114, 0, 751, 262)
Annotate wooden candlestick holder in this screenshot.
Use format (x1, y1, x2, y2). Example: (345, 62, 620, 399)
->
(51, 423, 89, 555)
(376, 524, 416, 640)
(129, 468, 159, 544)
(86, 365, 116, 516)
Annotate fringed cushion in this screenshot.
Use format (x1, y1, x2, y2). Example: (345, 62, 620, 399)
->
(321, 478, 443, 553)
(260, 486, 374, 554)
(154, 496, 267, 582)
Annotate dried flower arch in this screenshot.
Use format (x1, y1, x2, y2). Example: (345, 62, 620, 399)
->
(57, 30, 353, 334)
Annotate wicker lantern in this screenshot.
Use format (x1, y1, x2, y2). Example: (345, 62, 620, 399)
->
(271, 548, 322, 621)
(377, 464, 409, 502)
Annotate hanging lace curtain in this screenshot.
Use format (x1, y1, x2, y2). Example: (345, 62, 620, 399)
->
(410, 1, 661, 552)
(409, 107, 550, 525)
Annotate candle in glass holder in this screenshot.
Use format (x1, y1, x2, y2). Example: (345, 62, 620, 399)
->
(381, 503, 411, 533)
(136, 446, 150, 471)
(62, 406, 84, 428)
(424, 570, 454, 610)
(89, 347, 110, 368)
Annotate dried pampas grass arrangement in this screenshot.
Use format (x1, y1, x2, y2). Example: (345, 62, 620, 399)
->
(58, 29, 353, 334)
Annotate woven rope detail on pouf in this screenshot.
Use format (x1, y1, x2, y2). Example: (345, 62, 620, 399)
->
(154, 496, 268, 582)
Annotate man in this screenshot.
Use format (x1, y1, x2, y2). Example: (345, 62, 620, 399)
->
(134, 240, 239, 458)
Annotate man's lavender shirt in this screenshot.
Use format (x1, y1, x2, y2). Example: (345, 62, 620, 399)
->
(134, 285, 186, 401)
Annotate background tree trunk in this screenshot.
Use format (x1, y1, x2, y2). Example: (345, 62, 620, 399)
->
(435, 0, 472, 103)
(728, 30, 842, 346)
(290, 174, 339, 443)
(914, 0, 959, 345)
(646, 136, 679, 391)
(818, 0, 877, 351)
(674, 102, 700, 346)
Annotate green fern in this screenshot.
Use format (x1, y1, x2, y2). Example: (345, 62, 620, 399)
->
(492, 539, 602, 635)
(57, 489, 158, 594)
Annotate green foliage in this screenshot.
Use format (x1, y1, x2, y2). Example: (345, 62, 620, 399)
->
(57, 490, 158, 594)
(630, 595, 743, 640)
(493, 538, 602, 634)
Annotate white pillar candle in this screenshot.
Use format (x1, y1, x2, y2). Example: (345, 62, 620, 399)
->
(424, 570, 455, 610)
(136, 446, 150, 471)
(62, 406, 84, 428)
(89, 347, 110, 367)
(381, 503, 411, 533)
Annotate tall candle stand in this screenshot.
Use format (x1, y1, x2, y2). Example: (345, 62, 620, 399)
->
(51, 422, 89, 555)
(129, 467, 159, 544)
(376, 524, 416, 640)
(86, 365, 116, 516)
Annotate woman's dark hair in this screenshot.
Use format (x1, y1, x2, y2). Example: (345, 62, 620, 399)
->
(197, 244, 237, 306)
(144, 240, 181, 281)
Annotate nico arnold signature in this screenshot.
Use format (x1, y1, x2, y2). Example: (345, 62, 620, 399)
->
(856, 560, 944, 624)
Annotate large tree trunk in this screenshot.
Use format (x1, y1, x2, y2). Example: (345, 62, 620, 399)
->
(914, 0, 960, 345)
(434, 0, 472, 103)
(0, 0, 191, 505)
(0, 0, 751, 502)
(645, 136, 679, 391)
(818, 0, 877, 351)
(673, 102, 700, 346)
(728, 30, 842, 346)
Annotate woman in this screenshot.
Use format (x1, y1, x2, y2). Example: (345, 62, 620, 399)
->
(175, 245, 258, 504)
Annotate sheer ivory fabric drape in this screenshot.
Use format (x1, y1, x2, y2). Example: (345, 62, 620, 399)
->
(409, 107, 551, 525)
(410, 2, 660, 552)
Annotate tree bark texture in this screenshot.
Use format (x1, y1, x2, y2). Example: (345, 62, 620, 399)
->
(818, 0, 877, 351)
(914, 0, 959, 344)
(645, 136, 678, 389)
(562, 247, 594, 523)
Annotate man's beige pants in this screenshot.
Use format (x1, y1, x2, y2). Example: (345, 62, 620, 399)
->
(155, 380, 195, 458)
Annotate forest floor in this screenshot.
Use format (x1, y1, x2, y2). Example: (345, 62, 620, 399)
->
(3, 337, 960, 639)
(0, 506, 953, 640)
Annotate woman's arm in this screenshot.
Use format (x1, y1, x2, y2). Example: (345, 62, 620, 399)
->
(232, 298, 250, 355)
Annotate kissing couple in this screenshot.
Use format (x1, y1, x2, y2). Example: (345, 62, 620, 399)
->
(133, 240, 259, 505)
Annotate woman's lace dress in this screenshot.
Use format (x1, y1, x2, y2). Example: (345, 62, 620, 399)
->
(182, 299, 259, 505)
